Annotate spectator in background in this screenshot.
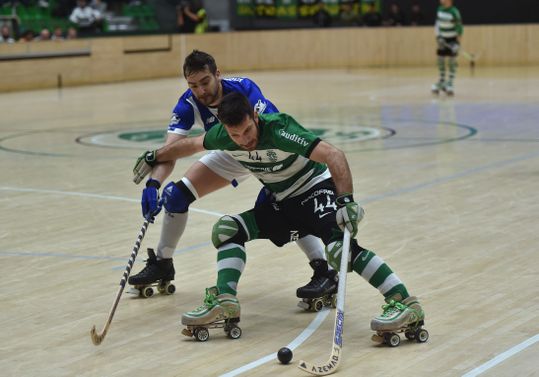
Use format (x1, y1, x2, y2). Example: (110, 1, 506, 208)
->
(0, 24, 15, 43)
(37, 28, 52, 41)
(177, 0, 206, 34)
(363, 2, 382, 27)
(69, 0, 103, 36)
(52, 26, 65, 40)
(312, 0, 332, 28)
(177, 0, 197, 33)
(91, 0, 107, 16)
(384, 3, 406, 26)
(19, 29, 35, 42)
(179, 0, 207, 34)
(409, 2, 426, 26)
(67, 26, 78, 39)
(339, 2, 360, 26)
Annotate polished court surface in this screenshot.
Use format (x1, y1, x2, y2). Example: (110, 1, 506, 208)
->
(1, 66, 538, 377)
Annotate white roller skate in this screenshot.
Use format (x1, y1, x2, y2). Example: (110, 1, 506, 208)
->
(431, 82, 444, 95)
(370, 296, 428, 347)
(297, 259, 338, 312)
(443, 82, 454, 96)
(127, 248, 175, 298)
(181, 286, 242, 341)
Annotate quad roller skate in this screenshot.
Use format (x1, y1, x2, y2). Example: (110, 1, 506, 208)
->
(431, 82, 444, 95)
(127, 248, 175, 298)
(181, 286, 242, 342)
(297, 259, 338, 312)
(443, 82, 454, 96)
(370, 296, 429, 347)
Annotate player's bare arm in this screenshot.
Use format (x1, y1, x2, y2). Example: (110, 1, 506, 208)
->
(309, 140, 364, 237)
(308, 140, 353, 196)
(149, 133, 186, 183)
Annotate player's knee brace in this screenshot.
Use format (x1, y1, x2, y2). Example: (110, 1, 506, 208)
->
(212, 215, 248, 248)
(326, 239, 361, 272)
(161, 181, 196, 213)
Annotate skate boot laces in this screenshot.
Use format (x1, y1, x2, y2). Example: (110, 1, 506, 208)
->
(194, 288, 219, 312)
(380, 300, 407, 319)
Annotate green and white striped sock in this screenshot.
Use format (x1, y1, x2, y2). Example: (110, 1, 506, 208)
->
(352, 249, 409, 302)
(448, 56, 457, 86)
(438, 56, 446, 85)
(216, 243, 246, 296)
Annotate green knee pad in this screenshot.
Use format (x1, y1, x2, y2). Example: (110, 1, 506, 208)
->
(212, 215, 246, 248)
(325, 240, 352, 272)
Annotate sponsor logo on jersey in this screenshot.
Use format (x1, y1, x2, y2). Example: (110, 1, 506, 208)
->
(279, 130, 309, 147)
(224, 77, 244, 82)
(266, 150, 278, 162)
(170, 114, 181, 125)
(206, 116, 216, 124)
(254, 99, 267, 114)
(247, 163, 284, 173)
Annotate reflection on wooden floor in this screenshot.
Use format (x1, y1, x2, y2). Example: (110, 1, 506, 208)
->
(1, 66, 539, 377)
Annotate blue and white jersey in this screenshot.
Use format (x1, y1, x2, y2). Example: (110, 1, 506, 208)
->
(168, 77, 279, 136)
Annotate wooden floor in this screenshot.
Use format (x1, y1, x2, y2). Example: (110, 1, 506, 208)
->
(1, 65, 539, 377)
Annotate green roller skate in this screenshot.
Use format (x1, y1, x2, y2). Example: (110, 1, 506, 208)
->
(370, 296, 429, 347)
(181, 286, 242, 341)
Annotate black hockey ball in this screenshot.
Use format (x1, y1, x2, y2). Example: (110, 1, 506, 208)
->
(277, 347, 293, 364)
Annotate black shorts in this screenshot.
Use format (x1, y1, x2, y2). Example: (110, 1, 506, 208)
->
(437, 37, 458, 57)
(254, 179, 341, 247)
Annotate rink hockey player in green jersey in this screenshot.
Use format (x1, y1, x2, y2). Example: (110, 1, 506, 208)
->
(133, 92, 428, 345)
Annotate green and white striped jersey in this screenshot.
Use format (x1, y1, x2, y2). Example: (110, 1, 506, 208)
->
(203, 113, 331, 201)
(435, 5, 463, 38)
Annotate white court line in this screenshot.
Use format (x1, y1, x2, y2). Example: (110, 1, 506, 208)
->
(0, 186, 223, 217)
(462, 333, 539, 377)
(220, 309, 331, 377)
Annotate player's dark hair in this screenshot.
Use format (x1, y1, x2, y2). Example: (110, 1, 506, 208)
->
(218, 92, 254, 127)
(183, 50, 217, 77)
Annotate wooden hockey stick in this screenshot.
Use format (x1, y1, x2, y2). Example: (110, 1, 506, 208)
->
(298, 228, 351, 376)
(439, 39, 482, 73)
(90, 219, 150, 345)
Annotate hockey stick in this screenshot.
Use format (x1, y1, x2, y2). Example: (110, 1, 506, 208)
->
(298, 228, 351, 376)
(90, 219, 150, 345)
(439, 39, 482, 73)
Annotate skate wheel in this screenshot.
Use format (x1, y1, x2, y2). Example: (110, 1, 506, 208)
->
(166, 284, 176, 294)
(404, 330, 415, 340)
(384, 332, 400, 347)
(194, 327, 210, 342)
(159, 282, 175, 295)
(415, 328, 429, 343)
(227, 325, 242, 340)
(313, 299, 324, 312)
(141, 286, 154, 298)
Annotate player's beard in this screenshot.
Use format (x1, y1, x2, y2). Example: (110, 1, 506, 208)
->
(199, 85, 220, 107)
